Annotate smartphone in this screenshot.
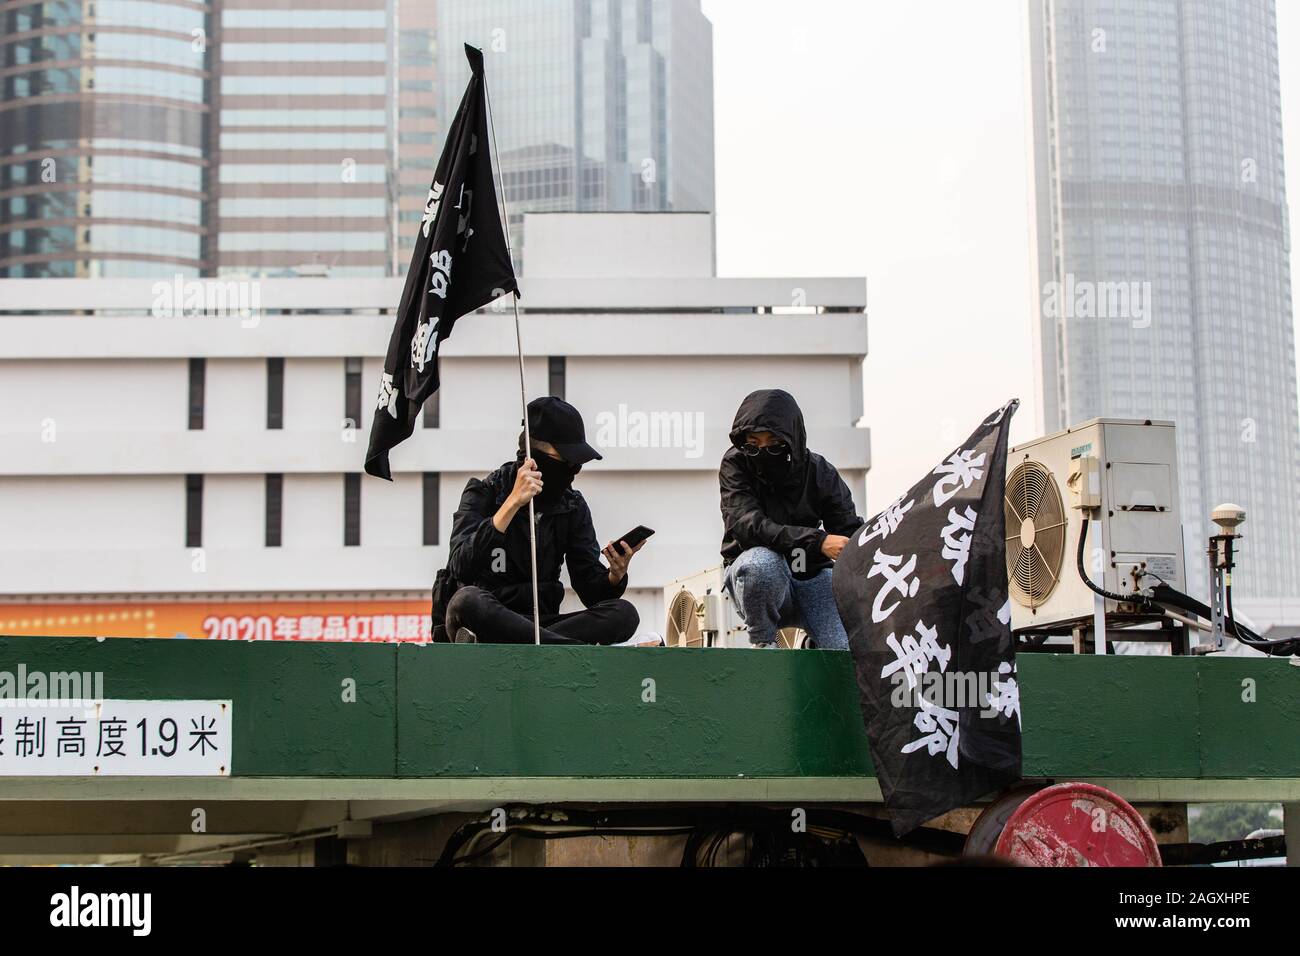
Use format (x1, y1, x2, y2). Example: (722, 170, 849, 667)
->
(616, 525, 655, 549)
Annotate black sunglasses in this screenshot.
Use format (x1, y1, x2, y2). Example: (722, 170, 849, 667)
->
(740, 442, 789, 458)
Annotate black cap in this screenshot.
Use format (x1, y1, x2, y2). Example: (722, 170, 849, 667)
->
(527, 396, 602, 464)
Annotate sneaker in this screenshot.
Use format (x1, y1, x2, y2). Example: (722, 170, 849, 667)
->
(613, 633, 664, 647)
(453, 627, 478, 644)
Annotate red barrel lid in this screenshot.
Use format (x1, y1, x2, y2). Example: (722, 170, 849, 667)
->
(994, 782, 1162, 867)
(963, 784, 1040, 856)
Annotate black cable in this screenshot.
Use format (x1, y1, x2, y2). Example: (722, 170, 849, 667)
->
(452, 826, 697, 866)
(1158, 834, 1286, 867)
(437, 805, 953, 867)
(1226, 580, 1299, 654)
(1214, 536, 1289, 650)
(451, 830, 513, 866)
(707, 830, 728, 867)
(680, 826, 738, 867)
(1138, 569, 1171, 589)
(437, 806, 707, 866)
(1149, 583, 1213, 621)
(1151, 582, 1296, 651)
(1077, 519, 1296, 655)
(1148, 582, 1298, 655)
(676, 826, 704, 867)
(1077, 516, 1151, 607)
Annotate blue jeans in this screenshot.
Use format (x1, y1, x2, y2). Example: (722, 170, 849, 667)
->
(723, 547, 849, 650)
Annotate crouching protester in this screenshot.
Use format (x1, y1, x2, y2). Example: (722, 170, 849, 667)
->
(432, 396, 642, 645)
(719, 389, 864, 650)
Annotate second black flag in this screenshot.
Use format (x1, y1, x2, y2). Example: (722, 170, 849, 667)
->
(365, 43, 517, 480)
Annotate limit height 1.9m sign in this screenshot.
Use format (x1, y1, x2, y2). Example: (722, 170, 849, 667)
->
(0, 700, 232, 776)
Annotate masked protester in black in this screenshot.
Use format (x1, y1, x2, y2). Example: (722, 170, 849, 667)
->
(437, 396, 642, 645)
(719, 389, 864, 649)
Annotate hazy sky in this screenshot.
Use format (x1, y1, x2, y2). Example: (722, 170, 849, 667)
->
(701, 0, 1300, 512)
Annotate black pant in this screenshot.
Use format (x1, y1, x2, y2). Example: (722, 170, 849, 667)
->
(445, 585, 640, 645)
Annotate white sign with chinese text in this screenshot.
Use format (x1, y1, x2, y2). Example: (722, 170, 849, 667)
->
(0, 700, 232, 776)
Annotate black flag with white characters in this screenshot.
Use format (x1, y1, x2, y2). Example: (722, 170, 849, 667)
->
(832, 399, 1022, 836)
(365, 44, 517, 480)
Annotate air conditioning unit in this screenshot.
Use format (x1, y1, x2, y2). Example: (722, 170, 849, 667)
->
(1006, 418, 1186, 632)
(662, 566, 742, 647)
(661, 565, 807, 648)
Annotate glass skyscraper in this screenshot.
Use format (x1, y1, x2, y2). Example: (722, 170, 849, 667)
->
(214, 2, 394, 277)
(1026, 0, 1300, 599)
(438, 0, 715, 269)
(0, 0, 213, 277)
(394, 0, 438, 268)
(2, 0, 715, 279)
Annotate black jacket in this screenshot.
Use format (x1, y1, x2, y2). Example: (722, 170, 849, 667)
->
(719, 389, 864, 578)
(446, 459, 627, 618)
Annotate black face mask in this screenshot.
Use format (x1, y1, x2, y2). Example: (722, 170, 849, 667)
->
(530, 450, 580, 505)
(750, 448, 794, 483)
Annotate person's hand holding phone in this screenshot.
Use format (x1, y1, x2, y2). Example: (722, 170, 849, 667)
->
(603, 538, 644, 585)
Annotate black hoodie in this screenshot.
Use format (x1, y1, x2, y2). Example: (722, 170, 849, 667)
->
(719, 389, 864, 578)
(444, 459, 627, 619)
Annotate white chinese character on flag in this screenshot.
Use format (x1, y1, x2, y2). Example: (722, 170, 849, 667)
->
(880, 620, 950, 691)
(867, 551, 921, 623)
(858, 495, 914, 547)
(902, 699, 960, 769)
(931, 448, 986, 506)
(939, 505, 978, 584)
(985, 661, 1021, 727)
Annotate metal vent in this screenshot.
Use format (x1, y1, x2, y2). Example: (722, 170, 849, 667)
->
(665, 589, 704, 647)
(1005, 460, 1067, 609)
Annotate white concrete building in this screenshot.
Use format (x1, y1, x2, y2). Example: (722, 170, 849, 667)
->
(0, 212, 868, 639)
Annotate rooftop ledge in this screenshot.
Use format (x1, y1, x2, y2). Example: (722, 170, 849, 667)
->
(0, 276, 869, 313)
(0, 637, 1297, 803)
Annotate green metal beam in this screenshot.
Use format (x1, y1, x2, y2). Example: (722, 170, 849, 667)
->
(2, 637, 1297, 788)
(0, 637, 397, 778)
(395, 643, 870, 777)
(3, 776, 1299, 806)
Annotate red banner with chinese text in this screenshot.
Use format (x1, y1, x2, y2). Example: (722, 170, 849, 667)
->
(0, 600, 431, 642)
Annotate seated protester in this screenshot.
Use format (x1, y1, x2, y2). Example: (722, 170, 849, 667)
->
(719, 389, 864, 650)
(440, 396, 642, 645)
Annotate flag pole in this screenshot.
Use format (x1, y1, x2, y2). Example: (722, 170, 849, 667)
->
(482, 64, 542, 646)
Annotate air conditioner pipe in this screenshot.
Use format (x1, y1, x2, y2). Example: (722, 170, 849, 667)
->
(1074, 517, 1297, 656)
(1151, 581, 1296, 655)
(1161, 608, 1211, 632)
